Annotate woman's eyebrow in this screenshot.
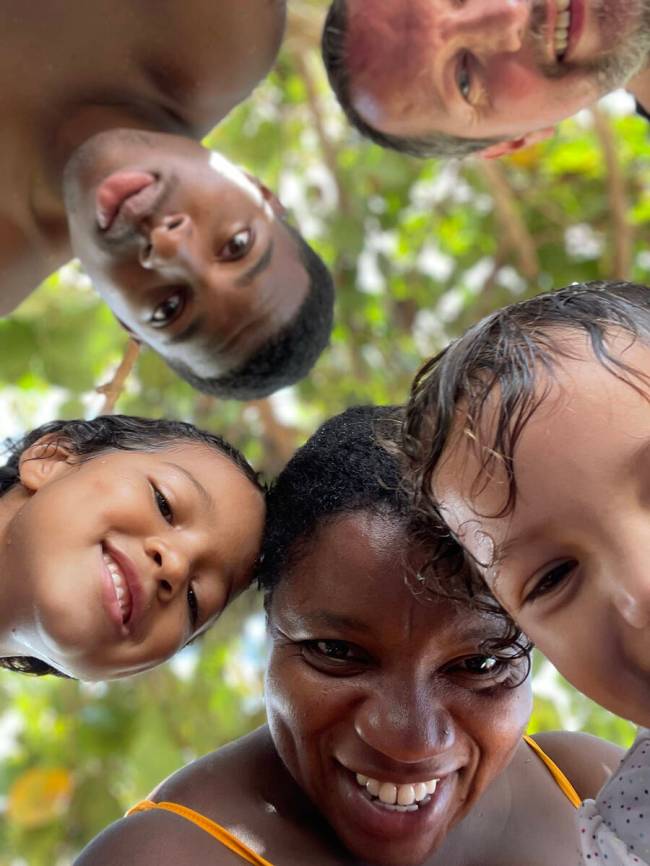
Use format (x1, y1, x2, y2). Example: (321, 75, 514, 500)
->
(163, 462, 215, 512)
(296, 610, 373, 634)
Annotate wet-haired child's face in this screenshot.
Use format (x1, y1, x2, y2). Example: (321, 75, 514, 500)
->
(4, 442, 264, 680)
(435, 333, 650, 727)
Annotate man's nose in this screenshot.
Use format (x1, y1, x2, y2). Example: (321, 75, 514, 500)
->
(354, 677, 455, 764)
(140, 213, 193, 270)
(439, 0, 528, 53)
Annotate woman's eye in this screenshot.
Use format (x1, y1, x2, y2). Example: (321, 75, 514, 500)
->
(152, 485, 173, 524)
(218, 229, 253, 262)
(457, 53, 472, 101)
(302, 639, 367, 671)
(149, 291, 185, 327)
(187, 584, 199, 629)
(459, 655, 501, 675)
(526, 561, 577, 603)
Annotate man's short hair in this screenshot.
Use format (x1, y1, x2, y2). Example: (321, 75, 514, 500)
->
(322, 0, 502, 159)
(167, 222, 335, 400)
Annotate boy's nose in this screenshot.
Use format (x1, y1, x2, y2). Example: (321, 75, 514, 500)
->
(140, 213, 193, 269)
(612, 582, 650, 630)
(146, 535, 191, 601)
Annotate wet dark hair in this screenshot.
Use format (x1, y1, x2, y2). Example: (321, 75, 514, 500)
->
(403, 279, 650, 537)
(0, 414, 262, 678)
(258, 405, 530, 668)
(321, 0, 501, 159)
(167, 222, 335, 400)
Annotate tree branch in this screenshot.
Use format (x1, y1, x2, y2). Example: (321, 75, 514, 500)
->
(96, 339, 140, 415)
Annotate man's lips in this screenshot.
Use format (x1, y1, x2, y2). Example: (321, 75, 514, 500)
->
(95, 171, 164, 238)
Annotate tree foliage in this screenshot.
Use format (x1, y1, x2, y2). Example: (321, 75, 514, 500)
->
(0, 2, 646, 861)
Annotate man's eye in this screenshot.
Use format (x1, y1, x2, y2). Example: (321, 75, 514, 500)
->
(152, 484, 173, 523)
(526, 561, 577, 603)
(149, 291, 185, 327)
(457, 53, 472, 101)
(218, 229, 253, 262)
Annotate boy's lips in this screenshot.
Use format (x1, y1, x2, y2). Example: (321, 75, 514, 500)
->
(95, 171, 164, 238)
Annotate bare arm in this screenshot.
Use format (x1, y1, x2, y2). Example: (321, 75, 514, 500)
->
(73, 809, 245, 866)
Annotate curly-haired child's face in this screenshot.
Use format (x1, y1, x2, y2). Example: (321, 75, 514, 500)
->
(435, 334, 650, 727)
(3, 441, 264, 680)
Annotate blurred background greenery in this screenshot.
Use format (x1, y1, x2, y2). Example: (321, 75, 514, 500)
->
(0, 1, 648, 862)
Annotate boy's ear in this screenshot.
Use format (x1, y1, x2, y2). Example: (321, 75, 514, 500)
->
(18, 434, 75, 492)
(478, 127, 555, 160)
(244, 172, 287, 218)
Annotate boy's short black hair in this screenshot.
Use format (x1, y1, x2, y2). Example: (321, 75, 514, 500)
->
(167, 223, 335, 400)
(321, 0, 501, 159)
(403, 280, 650, 525)
(0, 414, 261, 678)
(258, 404, 530, 663)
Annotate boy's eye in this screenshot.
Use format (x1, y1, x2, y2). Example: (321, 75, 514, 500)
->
(152, 485, 174, 524)
(149, 290, 185, 327)
(217, 229, 253, 262)
(526, 560, 577, 603)
(187, 584, 199, 630)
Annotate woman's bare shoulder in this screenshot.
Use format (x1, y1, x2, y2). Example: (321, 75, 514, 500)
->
(528, 730, 626, 800)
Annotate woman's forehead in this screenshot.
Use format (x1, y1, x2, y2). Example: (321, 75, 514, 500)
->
(271, 511, 507, 645)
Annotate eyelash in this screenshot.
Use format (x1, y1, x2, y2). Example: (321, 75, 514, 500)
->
(152, 485, 174, 523)
(526, 561, 577, 603)
(301, 640, 368, 674)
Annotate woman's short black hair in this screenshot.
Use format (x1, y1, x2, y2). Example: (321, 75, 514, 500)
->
(258, 405, 529, 662)
(0, 414, 262, 678)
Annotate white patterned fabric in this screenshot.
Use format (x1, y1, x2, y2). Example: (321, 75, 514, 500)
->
(578, 728, 650, 865)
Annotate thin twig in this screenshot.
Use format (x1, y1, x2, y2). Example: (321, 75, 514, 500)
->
(96, 339, 141, 415)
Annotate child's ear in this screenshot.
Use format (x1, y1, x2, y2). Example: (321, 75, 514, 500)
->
(18, 435, 75, 492)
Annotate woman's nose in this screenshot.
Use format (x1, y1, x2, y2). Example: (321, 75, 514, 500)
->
(354, 680, 455, 763)
(139, 213, 193, 269)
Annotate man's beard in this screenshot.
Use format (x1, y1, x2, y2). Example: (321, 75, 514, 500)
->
(529, 0, 650, 92)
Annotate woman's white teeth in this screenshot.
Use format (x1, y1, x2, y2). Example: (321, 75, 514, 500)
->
(103, 553, 130, 619)
(554, 0, 571, 57)
(355, 773, 439, 810)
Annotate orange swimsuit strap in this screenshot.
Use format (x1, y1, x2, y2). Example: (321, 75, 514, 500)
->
(523, 734, 582, 809)
(126, 800, 275, 866)
(127, 737, 580, 862)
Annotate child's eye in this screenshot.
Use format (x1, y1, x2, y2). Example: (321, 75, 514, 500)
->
(152, 484, 174, 524)
(526, 560, 577, 603)
(187, 584, 199, 629)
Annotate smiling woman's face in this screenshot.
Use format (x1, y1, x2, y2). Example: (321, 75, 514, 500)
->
(4, 442, 264, 680)
(63, 130, 309, 376)
(265, 510, 531, 866)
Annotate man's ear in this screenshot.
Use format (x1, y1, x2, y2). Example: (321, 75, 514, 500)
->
(245, 172, 287, 218)
(18, 434, 74, 493)
(478, 127, 555, 160)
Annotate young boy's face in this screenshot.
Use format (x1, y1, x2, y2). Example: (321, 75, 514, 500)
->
(434, 332, 650, 727)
